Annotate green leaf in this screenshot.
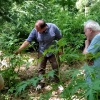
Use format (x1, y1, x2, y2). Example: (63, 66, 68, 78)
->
(47, 70, 55, 78)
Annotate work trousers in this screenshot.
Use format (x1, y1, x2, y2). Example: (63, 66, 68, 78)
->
(37, 52, 60, 83)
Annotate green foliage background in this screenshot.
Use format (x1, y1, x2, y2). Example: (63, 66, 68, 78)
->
(1, 0, 100, 99)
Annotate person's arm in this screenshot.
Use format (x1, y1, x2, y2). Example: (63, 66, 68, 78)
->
(15, 29, 36, 54)
(54, 25, 62, 40)
(56, 30, 63, 55)
(15, 40, 30, 54)
(83, 39, 94, 66)
(53, 24, 63, 54)
(83, 39, 90, 54)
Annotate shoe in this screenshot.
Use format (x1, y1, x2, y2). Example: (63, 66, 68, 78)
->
(36, 83, 45, 91)
(49, 76, 60, 83)
(36, 84, 42, 91)
(58, 85, 64, 91)
(57, 85, 64, 94)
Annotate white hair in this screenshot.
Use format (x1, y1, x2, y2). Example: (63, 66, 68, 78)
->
(84, 20, 100, 31)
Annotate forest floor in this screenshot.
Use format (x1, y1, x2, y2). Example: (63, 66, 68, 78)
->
(0, 52, 85, 100)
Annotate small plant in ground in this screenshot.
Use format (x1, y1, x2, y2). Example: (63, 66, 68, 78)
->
(14, 70, 56, 96)
(0, 53, 32, 95)
(60, 64, 100, 100)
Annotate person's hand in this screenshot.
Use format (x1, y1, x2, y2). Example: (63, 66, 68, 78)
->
(87, 60, 94, 66)
(14, 51, 20, 55)
(58, 51, 63, 55)
(58, 47, 63, 55)
(85, 39, 90, 48)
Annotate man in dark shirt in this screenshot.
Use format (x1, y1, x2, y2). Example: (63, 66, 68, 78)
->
(15, 20, 62, 89)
